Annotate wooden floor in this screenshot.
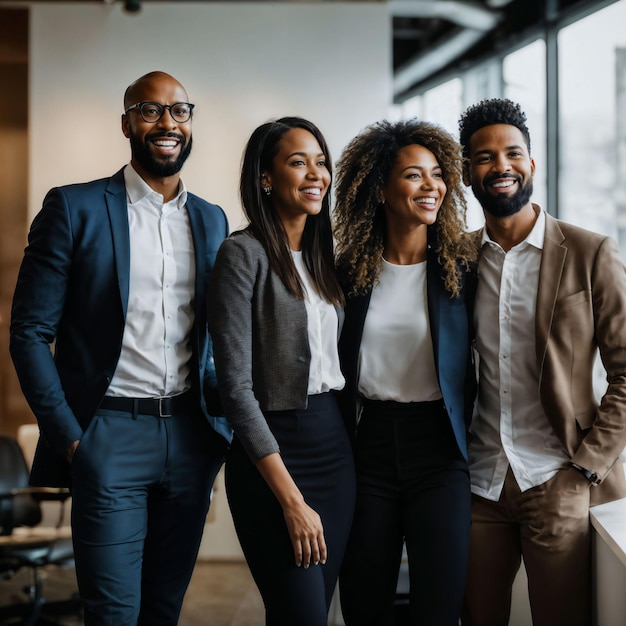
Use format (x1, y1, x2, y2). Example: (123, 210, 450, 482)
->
(0, 560, 265, 625)
(180, 561, 264, 626)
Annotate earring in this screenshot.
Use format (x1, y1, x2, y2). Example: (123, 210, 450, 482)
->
(263, 186, 272, 196)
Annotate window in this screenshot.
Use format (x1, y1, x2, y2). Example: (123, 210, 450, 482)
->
(559, 0, 626, 251)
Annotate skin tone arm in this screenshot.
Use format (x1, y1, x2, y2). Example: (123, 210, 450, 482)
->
(252, 219, 326, 568)
(256, 453, 327, 568)
(66, 440, 79, 463)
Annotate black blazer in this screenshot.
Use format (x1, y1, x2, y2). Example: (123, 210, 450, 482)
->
(338, 245, 476, 460)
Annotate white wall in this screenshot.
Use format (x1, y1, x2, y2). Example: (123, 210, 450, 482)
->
(29, 1, 391, 229)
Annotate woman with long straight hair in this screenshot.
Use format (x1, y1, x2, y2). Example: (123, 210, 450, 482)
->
(208, 117, 355, 626)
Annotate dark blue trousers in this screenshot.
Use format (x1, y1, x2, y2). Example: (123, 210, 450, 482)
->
(339, 399, 471, 626)
(70, 406, 226, 625)
(225, 392, 356, 626)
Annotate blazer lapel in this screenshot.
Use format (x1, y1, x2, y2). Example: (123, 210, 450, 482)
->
(105, 169, 131, 315)
(426, 247, 442, 374)
(185, 197, 208, 308)
(185, 197, 209, 372)
(340, 291, 371, 394)
(535, 214, 567, 373)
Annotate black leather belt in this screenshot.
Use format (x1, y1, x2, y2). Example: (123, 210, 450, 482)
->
(99, 391, 193, 418)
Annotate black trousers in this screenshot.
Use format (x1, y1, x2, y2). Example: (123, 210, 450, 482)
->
(339, 399, 471, 626)
(225, 392, 356, 626)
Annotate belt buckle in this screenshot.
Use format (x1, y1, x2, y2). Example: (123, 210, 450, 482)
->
(158, 397, 172, 418)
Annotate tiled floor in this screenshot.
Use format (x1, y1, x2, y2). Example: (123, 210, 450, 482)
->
(0, 560, 264, 626)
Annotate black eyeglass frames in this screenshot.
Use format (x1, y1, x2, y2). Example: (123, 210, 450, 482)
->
(124, 101, 194, 123)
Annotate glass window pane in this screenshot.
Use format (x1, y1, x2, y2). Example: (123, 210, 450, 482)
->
(421, 78, 462, 133)
(559, 0, 626, 252)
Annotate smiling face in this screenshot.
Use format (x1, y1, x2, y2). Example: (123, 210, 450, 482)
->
(122, 72, 192, 182)
(263, 127, 331, 227)
(381, 143, 446, 228)
(466, 123, 535, 218)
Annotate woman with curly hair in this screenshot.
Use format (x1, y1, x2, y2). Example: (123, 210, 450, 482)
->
(334, 119, 477, 626)
(208, 117, 355, 626)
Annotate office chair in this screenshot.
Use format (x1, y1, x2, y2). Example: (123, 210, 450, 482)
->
(0, 435, 81, 625)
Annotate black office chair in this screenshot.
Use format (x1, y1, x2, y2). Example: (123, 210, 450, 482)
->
(0, 435, 81, 625)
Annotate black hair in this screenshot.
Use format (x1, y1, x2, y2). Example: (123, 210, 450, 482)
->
(240, 116, 343, 306)
(458, 98, 531, 158)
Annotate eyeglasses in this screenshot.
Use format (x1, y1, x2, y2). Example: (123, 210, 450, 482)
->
(124, 101, 195, 123)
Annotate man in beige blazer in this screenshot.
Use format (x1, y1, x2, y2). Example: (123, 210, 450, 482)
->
(458, 98, 626, 626)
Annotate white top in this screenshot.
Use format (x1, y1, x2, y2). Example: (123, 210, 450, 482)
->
(470, 209, 569, 500)
(358, 258, 441, 403)
(291, 250, 345, 395)
(107, 164, 195, 398)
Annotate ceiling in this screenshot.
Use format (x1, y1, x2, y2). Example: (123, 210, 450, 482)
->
(389, 0, 606, 100)
(0, 0, 611, 101)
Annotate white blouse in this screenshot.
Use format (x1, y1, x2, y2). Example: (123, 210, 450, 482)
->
(292, 251, 345, 395)
(358, 258, 441, 403)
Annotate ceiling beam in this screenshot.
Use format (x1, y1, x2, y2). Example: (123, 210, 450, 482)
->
(391, 0, 503, 99)
(388, 0, 501, 30)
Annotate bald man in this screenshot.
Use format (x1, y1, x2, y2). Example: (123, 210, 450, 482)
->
(10, 71, 231, 625)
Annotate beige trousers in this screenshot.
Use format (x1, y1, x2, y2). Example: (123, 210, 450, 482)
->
(461, 466, 592, 626)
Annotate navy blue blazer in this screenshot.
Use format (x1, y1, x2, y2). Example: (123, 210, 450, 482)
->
(10, 168, 232, 486)
(338, 245, 476, 461)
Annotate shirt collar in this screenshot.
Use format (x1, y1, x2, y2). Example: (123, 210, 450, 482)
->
(480, 204, 545, 251)
(123, 163, 188, 209)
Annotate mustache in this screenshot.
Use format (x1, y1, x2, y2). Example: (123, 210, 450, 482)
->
(485, 173, 520, 185)
(146, 131, 185, 142)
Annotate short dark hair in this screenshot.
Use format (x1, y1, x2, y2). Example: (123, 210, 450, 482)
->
(458, 98, 531, 158)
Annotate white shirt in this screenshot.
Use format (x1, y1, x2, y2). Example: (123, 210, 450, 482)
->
(470, 208, 569, 500)
(358, 258, 442, 403)
(107, 164, 195, 398)
(291, 250, 345, 395)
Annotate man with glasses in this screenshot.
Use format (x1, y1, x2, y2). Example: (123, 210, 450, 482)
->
(10, 71, 231, 625)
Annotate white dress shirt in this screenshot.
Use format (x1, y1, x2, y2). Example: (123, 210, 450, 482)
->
(292, 250, 345, 394)
(470, 208, 569, 500)
(358, 258, 442, 403)
(107, 164, 195, 398)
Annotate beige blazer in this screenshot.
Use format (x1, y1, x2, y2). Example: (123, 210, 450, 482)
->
(476, 209, 626, 505)
(536, 212, 626, 504)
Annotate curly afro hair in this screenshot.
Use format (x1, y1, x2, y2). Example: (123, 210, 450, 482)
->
(458, 98, 531, 158)
(333, 118, 476, 298)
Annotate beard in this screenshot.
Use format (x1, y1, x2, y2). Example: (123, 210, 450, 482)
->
(472, 174, 533, 218)
(129, 132, 192, 178)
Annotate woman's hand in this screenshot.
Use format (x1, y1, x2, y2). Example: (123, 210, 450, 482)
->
(282, 499, 327, 568)
(255, 452, 328, 567)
